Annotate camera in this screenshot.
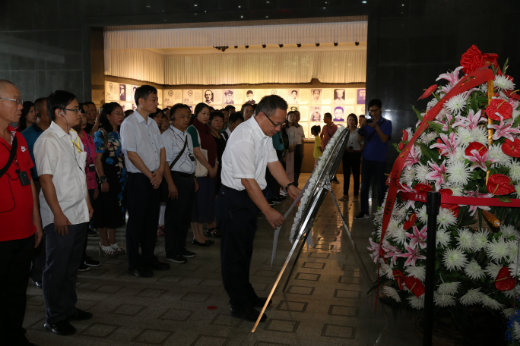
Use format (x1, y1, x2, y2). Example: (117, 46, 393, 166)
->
(366, 118, 373, 124)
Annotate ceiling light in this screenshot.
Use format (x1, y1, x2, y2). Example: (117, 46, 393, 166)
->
(240, 15, 243, 18)
(238, 5, 241, 8)
(362, 1, 367, 3)
(266, 16, 269, 18)
(194, 4, 197, 6)
(316, 43, 320, 47)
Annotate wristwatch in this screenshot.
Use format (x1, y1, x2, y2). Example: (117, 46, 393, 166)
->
(99, 175, 108, 184)
(285, 182, 296, 191)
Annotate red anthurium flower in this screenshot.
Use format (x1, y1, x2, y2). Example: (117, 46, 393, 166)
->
(398, 142, 405, 151)
(486, 99, 513, 121)
(418, 84, 437, 100)
(487, 174, 515, 195)
(461, 45, 484, 75)
(414, 183, 433, 193)
(393, 270, 405, 290)
(404, 276, 425, 298)
(464, 142, 488, 157)
(501, 138, 520, 158)
(438, 188, 460, 217)
(403, 213, 417, 230)
(495, 267, 515, 291)
(402, 129, 409, 142)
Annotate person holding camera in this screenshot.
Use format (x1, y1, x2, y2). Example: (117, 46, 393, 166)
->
(339, 114, 363, 202)
(355, 99, 392, 219)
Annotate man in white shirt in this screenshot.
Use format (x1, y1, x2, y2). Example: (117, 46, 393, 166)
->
(121, 85, 169, 278)
(217, 95, 301, 322)
(35, 90, 94, 336)
(162, 104, 198, 264)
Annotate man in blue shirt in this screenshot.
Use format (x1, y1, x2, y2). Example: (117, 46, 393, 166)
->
(355, 99, 392, 219)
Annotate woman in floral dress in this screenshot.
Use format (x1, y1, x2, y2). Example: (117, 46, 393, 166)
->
(94, 102, 126, 256)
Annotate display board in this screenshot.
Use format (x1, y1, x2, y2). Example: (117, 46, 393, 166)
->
(105, 81, 365, 134)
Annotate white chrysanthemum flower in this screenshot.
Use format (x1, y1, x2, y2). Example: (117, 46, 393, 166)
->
(373, 208, 384, 225)
(390, 227, 407, 245)
(436, 230, 451, 248)
(485, 262, 502, 279)
(386, 219, 401, 236)
(514, 322, 520, 341)
(446, 160, 471, 186)
(427, 98, 438, 111)
(516, 185, 520, 197)
(464, 260, 485, 280)
(406, 266, 426, 282)
(504, 289, 516, 298)
(444, 94, 467, 115)
(443, 248, 468, 270)
(375, 225, 383, 238)
(486, 238, 510, 262)
(479, 83, 488, 93)
(438, 208, 457, 230)
(503, 308, 515, 318)
(434, 293, 456, 307)
(415, 164, 430, 183)
(508, 262, 520, 278)
(470, 126, 488, 146)
(456, 229, 474, 251)
(507, 241, 518, 261)
(401, 166, 415, 185)
(501, 224, 519, 238)
(392, 203, 407, 219)
(488, 143, 511, 166)
(383, 286, 401, 302)
(457, 128, 472, 148)
(460, 288, 482, 306)
(438, 282, 460, 295)
(417, 205, 428, 224)
(472, 230, 489, 251)
(418, 131, 438, 145)
(442, 184, 463, 196)
(494, 75, 515, 91)
(508, 162, 520, 183)
(408, 295, 424, 310)
(380, 260, 394, 280)
(481, 294, 504, 310)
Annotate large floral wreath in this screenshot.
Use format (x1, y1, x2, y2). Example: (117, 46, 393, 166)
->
(368, 46, 520, 327)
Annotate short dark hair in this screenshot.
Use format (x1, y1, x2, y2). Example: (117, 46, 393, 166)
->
(150, 108, 164, 119)
(34, 98, 47, 115)
(194, 103, 210, 118)
(124, 109, 134, 118)
(291, 90, 298, 95)
(359, 114, 366, 118)
(210, 111, 224, 122)
(334, 107, 344, 113)
(47, 90, 76, 122)
(347, 113, 358, 126)
(135, 85, 158, 105)
(241, 103, 254, 113)
(225, 105, 235, 111)
(256, 95, 288, 118)
(368, 99, 382, 109)
(170, 103, 190, 121)
(230, 112, 244, 124)
(324, 112, 332, 119)
(247, 90, 253, 95)
(99, 102, 122, 132)
(18, 101, 35, 131)
(311, 125, 321, 135)
(84, 101, 95, 107)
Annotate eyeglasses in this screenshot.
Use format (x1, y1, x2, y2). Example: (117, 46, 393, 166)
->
(0, 98, 23, 105)
(265, 114, 283, 128)
(64, 108, 82, 114)
(368, 108, 380, 113)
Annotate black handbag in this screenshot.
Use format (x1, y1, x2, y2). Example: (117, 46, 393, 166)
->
(160, 135, 188, 202)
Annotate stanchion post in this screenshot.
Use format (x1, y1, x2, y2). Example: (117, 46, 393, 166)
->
(423, 191, 441, 346)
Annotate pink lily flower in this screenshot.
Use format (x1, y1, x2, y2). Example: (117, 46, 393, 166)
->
(466, 149, 496, 171)
(463, 188, 492, 216)
(383, 243, 401, 266)
(367, 238, 381, 263)
(430, 132, 459, 158)
(425, 161, 447, 190)
(406, 225, 427, 249)
(434, 113, 454, 131)
(399, 184, 416, 209)
(436, 66, 463, 94)
(452, 109, 486, 130)
(404, 145, 421, 169)
(488, 115, 520, 141)
(398, 242, 426, 267)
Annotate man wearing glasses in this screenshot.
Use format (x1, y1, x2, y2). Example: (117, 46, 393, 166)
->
(35, 90, 94, 336)
(355, 99, 392, 219)
(217, 95, 301, 323)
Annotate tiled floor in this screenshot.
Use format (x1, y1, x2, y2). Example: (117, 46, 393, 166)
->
(24, 173, 421, 346)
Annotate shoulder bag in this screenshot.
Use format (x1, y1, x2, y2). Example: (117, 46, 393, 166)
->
(194, 128, 209, 178)
(160, 133, 188, 202)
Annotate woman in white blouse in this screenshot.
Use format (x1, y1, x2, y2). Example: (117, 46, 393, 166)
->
(286, 111, 305, 187)
(339, 114, 364, 202)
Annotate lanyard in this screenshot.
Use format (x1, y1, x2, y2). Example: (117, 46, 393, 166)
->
(71, 136, 82, 153)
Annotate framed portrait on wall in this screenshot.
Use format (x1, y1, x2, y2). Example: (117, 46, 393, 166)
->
(287, 89, 300, 104)
(321, 89, 333, 104)
(183, 90, 194, 104)
(310, 89, 322, 104)
(163, 90, 174, 106)
(119, 84, 126, 102)
(298, 106, 309, 122)
(223, 90, 234, 105)
(334, 89, 345, 104)
(309, 106, 322, 122)
(203, 90, 215, 105)
(346, 89, 356, 104)
(357, 89, 366, 104)
(333, 106, 345, 122)
(356, 105, 366, 116)
(105, 82, 117, 101)
(298, 89, 310, 104)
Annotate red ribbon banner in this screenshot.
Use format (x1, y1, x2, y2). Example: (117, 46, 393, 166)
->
(400, 192, 520, 208)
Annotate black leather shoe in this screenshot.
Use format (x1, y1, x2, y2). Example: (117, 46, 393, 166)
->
(192, 239, 211, 247)
(34, 281, 43, 289)
(128, 267, 154, 278)
(249, 296, 272, 308)
(69, 308, 93, 321)
(231, 306, 267, 322)
(147, 261, 170, 271)
(44, 320, 77, 335)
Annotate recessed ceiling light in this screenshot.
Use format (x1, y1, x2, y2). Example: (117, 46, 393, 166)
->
(146, 5, 150, 7)
(238, 5, 241, 8)
(194, 4, 198, 6)
(362, 1, 367, 3)
(266, 16, 269, 18)
(241, 15, 243, 18)
(402, 3, 404, 5)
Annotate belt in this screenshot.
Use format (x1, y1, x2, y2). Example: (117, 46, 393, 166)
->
(171, 171, 195, 178)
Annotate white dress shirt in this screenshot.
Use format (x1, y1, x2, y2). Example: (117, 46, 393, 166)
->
(120, 111, 165, 173)
(221, 117, 278, 191)
(34, 122, 89, 228)
(162, 126, 196, 174)
(286, 125, 305, 145)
